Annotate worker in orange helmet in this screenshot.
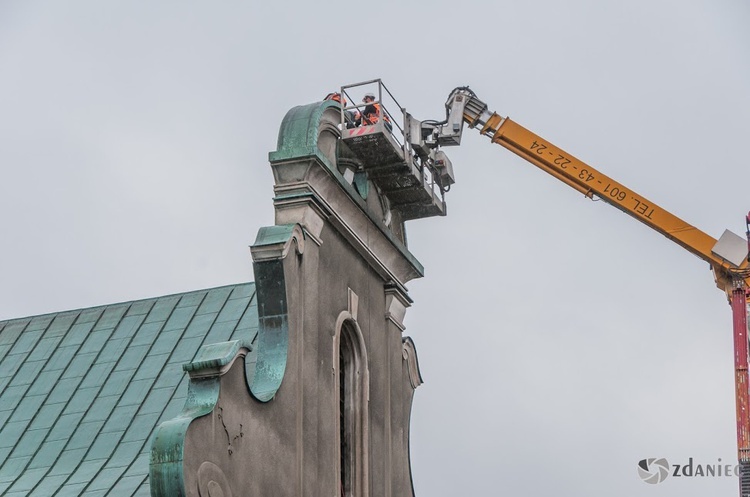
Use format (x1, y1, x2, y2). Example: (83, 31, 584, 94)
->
(325, 92, 357, 128)
(324, 92, 347, 106)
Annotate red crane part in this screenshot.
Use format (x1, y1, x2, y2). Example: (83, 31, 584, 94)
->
(733, 285, 750, 496)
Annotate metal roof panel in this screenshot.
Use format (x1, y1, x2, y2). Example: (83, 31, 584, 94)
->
(0, 282, 256, 496)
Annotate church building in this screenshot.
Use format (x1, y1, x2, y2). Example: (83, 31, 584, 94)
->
(0, 81, 452, 496)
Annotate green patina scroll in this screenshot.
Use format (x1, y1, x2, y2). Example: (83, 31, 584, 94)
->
(248, 224, 298, 402)
(268, 99, 424, 279)
(268, 99, 340, 169)
(150, 341, 249, 497)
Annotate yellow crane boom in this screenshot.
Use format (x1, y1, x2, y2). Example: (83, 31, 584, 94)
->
(446, 90, 750, 296)
(431, 87, 750, 496)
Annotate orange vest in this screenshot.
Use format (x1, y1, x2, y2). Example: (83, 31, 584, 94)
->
(362, 102, 390, 125)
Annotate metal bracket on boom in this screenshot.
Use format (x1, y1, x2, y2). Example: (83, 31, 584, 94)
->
(403, 87, 497, 189)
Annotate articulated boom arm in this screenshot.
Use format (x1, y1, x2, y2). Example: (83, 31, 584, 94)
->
(435, 88, 750, 297)
(409, 85, 750, 496)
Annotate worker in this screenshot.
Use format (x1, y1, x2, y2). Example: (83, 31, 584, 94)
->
(359, 93, 376, 124)
(324, 92, 357, 128)
(358, 92, 391, 131)
(324, 92, 346, 105)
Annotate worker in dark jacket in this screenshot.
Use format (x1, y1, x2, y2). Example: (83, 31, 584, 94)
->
(360, 93, 389, 124)
(358, 93, 391, 130)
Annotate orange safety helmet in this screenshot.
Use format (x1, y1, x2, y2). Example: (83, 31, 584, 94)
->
(324, 92, 347, 106)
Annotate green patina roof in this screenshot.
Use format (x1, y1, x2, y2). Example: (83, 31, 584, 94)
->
(0, 283, 258, 496)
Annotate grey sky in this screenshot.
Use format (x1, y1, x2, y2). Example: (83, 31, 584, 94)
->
(1, 1, 749, 495)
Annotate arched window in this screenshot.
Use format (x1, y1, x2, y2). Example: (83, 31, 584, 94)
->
(336, 319, 369, 497)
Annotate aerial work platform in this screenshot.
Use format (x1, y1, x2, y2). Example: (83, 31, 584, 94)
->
(337, 80, 452, 220)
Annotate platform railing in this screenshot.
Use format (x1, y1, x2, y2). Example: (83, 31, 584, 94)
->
(340, 79, 405, 149)
(339, 80, 445, 204)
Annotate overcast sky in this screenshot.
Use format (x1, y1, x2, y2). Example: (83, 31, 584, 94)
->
(1, 1, 749, 495)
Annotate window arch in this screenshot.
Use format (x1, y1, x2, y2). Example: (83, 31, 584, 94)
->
(335, 317, 369, 497)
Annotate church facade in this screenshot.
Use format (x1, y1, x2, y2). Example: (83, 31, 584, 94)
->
(0, 93, 433, 496)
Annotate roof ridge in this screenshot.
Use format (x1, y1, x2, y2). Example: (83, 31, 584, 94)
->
(0, 281, 255, 325)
